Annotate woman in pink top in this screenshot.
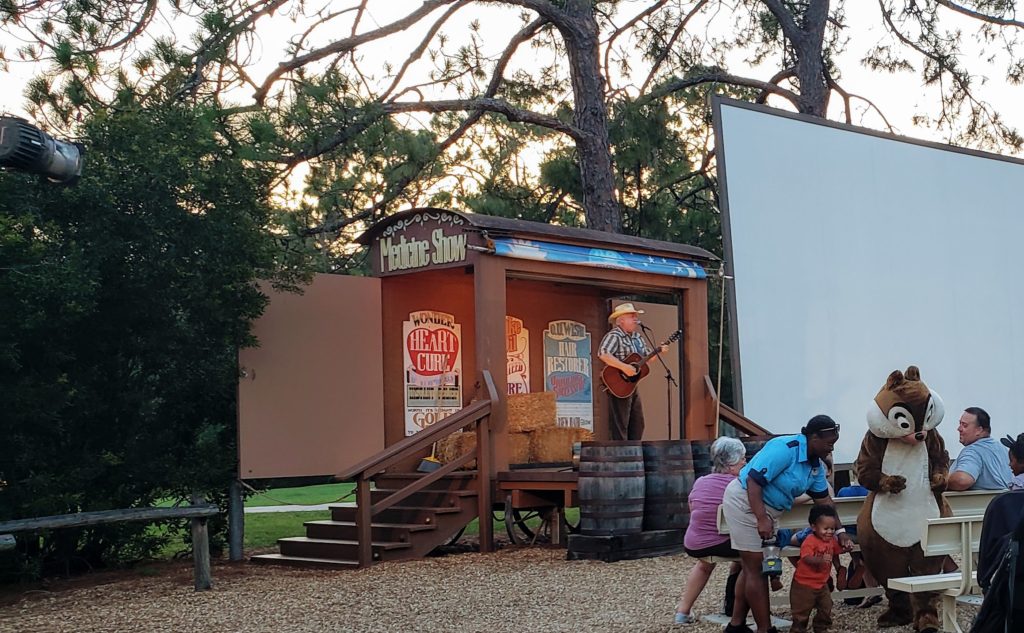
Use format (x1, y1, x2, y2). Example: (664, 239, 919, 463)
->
(675, 437, 747, 625)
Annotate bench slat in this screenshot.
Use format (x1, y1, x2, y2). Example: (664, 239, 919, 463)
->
(888, 571, 977, 594)
(0, 505, 220, 533)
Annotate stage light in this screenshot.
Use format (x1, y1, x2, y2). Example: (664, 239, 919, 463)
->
(0, 116, 84, 184)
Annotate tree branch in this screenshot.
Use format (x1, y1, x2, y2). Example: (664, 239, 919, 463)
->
(295, 16, 553, 236)
(934, 0, 1024, 29)
(380, 0, 475, 101)
(639, 0, 709, 94)
(603, 0, 669, 87)
(254, 0, 460, 104)
(382, 98, 582, 139)
(756, 66, 796, 103)
(758, 0, 803, 43)
(645, 71, 800, 109)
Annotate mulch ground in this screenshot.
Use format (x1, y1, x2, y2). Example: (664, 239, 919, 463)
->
(0, 547, 979, 633)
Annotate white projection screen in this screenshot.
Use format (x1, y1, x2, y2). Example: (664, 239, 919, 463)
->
(714, 98, 1024, 463)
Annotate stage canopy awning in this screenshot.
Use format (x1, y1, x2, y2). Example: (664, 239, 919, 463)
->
(490, 237, 708, 279)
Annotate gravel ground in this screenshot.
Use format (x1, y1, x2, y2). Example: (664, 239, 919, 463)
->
(0, 547, 980, 633)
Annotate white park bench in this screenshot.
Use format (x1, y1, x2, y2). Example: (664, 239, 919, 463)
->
(888, 514, 984, 633)
(708, 489, 1004, 615)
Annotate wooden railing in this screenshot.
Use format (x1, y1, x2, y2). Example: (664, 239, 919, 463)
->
(335, 370, 498, 567)
(0, 498, 219, 590)
(704, 375, 770, 436)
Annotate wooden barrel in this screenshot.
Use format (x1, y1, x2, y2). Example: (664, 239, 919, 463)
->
(690, 439, 714, 477)
(578, 441, 645, 536)
(741, 434, 775, 463)
(642, 440, 695, 531)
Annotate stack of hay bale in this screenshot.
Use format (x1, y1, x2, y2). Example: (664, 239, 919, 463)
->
(438, 391, 592, 468)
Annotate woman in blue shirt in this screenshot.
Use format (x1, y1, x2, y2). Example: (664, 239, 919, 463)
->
(720, 415, 855, 633)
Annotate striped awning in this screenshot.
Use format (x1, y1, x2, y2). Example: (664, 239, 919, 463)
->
(490, 237, 707, 279)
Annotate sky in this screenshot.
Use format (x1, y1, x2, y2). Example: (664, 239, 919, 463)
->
(2, 2, 1023, 151)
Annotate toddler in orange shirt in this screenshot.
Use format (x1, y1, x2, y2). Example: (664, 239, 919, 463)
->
(789, 504, 840, 633)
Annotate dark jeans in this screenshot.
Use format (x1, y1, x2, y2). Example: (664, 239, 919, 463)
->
(608, 392, 644, 440)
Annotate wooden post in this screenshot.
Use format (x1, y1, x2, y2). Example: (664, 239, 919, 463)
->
(680, 282, 712, 440)
(356, 475, 372, 567)
(228, 480, 244, 562)
(473, 256, 507, 470)
(476, 400, 493, 553)
(190, 493, 212, 591)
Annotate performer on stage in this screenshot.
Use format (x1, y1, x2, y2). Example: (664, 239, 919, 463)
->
(597, 303, 666, 440)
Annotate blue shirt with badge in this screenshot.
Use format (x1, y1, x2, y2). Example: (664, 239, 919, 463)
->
(738, 433, 830, 511)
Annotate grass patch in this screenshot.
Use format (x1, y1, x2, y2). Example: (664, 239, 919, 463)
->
(245, 511, 331, 549)
(245, 483, 355, 507)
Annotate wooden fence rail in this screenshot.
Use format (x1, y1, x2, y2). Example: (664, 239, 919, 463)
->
(0, 501, 220, 591)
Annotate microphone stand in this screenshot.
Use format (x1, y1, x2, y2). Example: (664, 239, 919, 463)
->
(640, 322, 679, 440)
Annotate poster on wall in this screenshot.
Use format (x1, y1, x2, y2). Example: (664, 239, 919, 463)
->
(506, 316, 530, 395)
(403, 310, 463, 436)
(543, 320, 594, 430)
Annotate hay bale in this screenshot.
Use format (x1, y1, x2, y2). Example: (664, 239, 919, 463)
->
(507, 391, 557, 433)
(508, 431, 532, 465)
(529, 427, 594, 464)
(438, 431, 477, 468)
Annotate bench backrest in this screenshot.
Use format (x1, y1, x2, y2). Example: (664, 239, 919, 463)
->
(716, 489, 1005, 536)
(945, 488, 1005, 518)
(717, 496, 864, 534)
(921, 514, 984, 558)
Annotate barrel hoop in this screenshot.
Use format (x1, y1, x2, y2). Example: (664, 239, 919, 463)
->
(580, 455, 644, 463)
(578, 471, 646, 478)
(579, 511, 645, 519)
(579, 496, 645, 505)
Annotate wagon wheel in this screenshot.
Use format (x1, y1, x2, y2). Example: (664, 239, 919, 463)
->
(505, 508, 542, 544)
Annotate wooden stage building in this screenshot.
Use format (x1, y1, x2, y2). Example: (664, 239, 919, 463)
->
(238, 208, 766, 568)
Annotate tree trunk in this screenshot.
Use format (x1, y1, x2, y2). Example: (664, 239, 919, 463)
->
(560, 1, 621, 233)
(792, 0, 831, 116)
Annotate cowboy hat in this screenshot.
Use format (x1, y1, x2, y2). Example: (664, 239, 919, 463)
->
(608, 302, 644, 323)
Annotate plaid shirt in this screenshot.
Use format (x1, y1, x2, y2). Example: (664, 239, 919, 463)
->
(598, 326, 651, 362)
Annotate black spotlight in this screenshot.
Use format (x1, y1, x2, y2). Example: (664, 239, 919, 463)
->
(0, 116, 84, 184)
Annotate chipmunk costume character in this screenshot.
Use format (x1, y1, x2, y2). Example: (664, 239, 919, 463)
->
(856, 366, 951, 632)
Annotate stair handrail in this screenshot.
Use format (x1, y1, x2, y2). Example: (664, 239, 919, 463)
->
(704, 375, 770, 436)
(335, 399, 490, 482)
(340, 370, 498, 567)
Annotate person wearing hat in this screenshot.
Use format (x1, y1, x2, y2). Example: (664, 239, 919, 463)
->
(1000, 433, 1024, 490)
(597, 303, 666, 440)
(946, 407, 1013, 491)
(720, 415, 853, 633)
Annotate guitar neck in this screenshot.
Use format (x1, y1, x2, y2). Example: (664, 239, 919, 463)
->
(632, 330, 681, 365)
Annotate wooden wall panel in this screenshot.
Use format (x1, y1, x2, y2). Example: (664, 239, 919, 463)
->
(238, 274, 384, 479)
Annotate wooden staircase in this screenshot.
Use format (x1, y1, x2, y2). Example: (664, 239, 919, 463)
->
(251, 371, 498, 569)
(251, 472, 480, 569)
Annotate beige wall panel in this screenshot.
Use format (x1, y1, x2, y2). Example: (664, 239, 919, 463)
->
(631, 301, 682, 441)
(238, 274, 384, 479)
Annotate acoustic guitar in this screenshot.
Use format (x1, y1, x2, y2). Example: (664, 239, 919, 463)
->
(600, 329, 682, 399)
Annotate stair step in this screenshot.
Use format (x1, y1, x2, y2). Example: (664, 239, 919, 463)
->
(250, 553, 359, 569)
(278, 536, 411, 560)
(330, 504, 464, 523)
(372, 471, 478, 490)
(280, 536, 411, 550)
(304, 520, 437, 541)
(369, 488, 478, 505)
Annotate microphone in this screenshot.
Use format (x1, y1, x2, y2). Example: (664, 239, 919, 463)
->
(638, 321, 652, 331)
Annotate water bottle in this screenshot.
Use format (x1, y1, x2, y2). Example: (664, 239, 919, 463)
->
(761, 539, 783, 576)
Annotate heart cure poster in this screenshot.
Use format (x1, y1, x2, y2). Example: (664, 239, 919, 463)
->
(403, 310, 463, 436)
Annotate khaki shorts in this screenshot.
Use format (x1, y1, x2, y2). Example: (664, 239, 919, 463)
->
(722, 478, 783, 552)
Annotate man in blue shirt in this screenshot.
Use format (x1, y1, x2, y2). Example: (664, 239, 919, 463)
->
(721, 415, 854, 633)
(947, 407, 1013, 491)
